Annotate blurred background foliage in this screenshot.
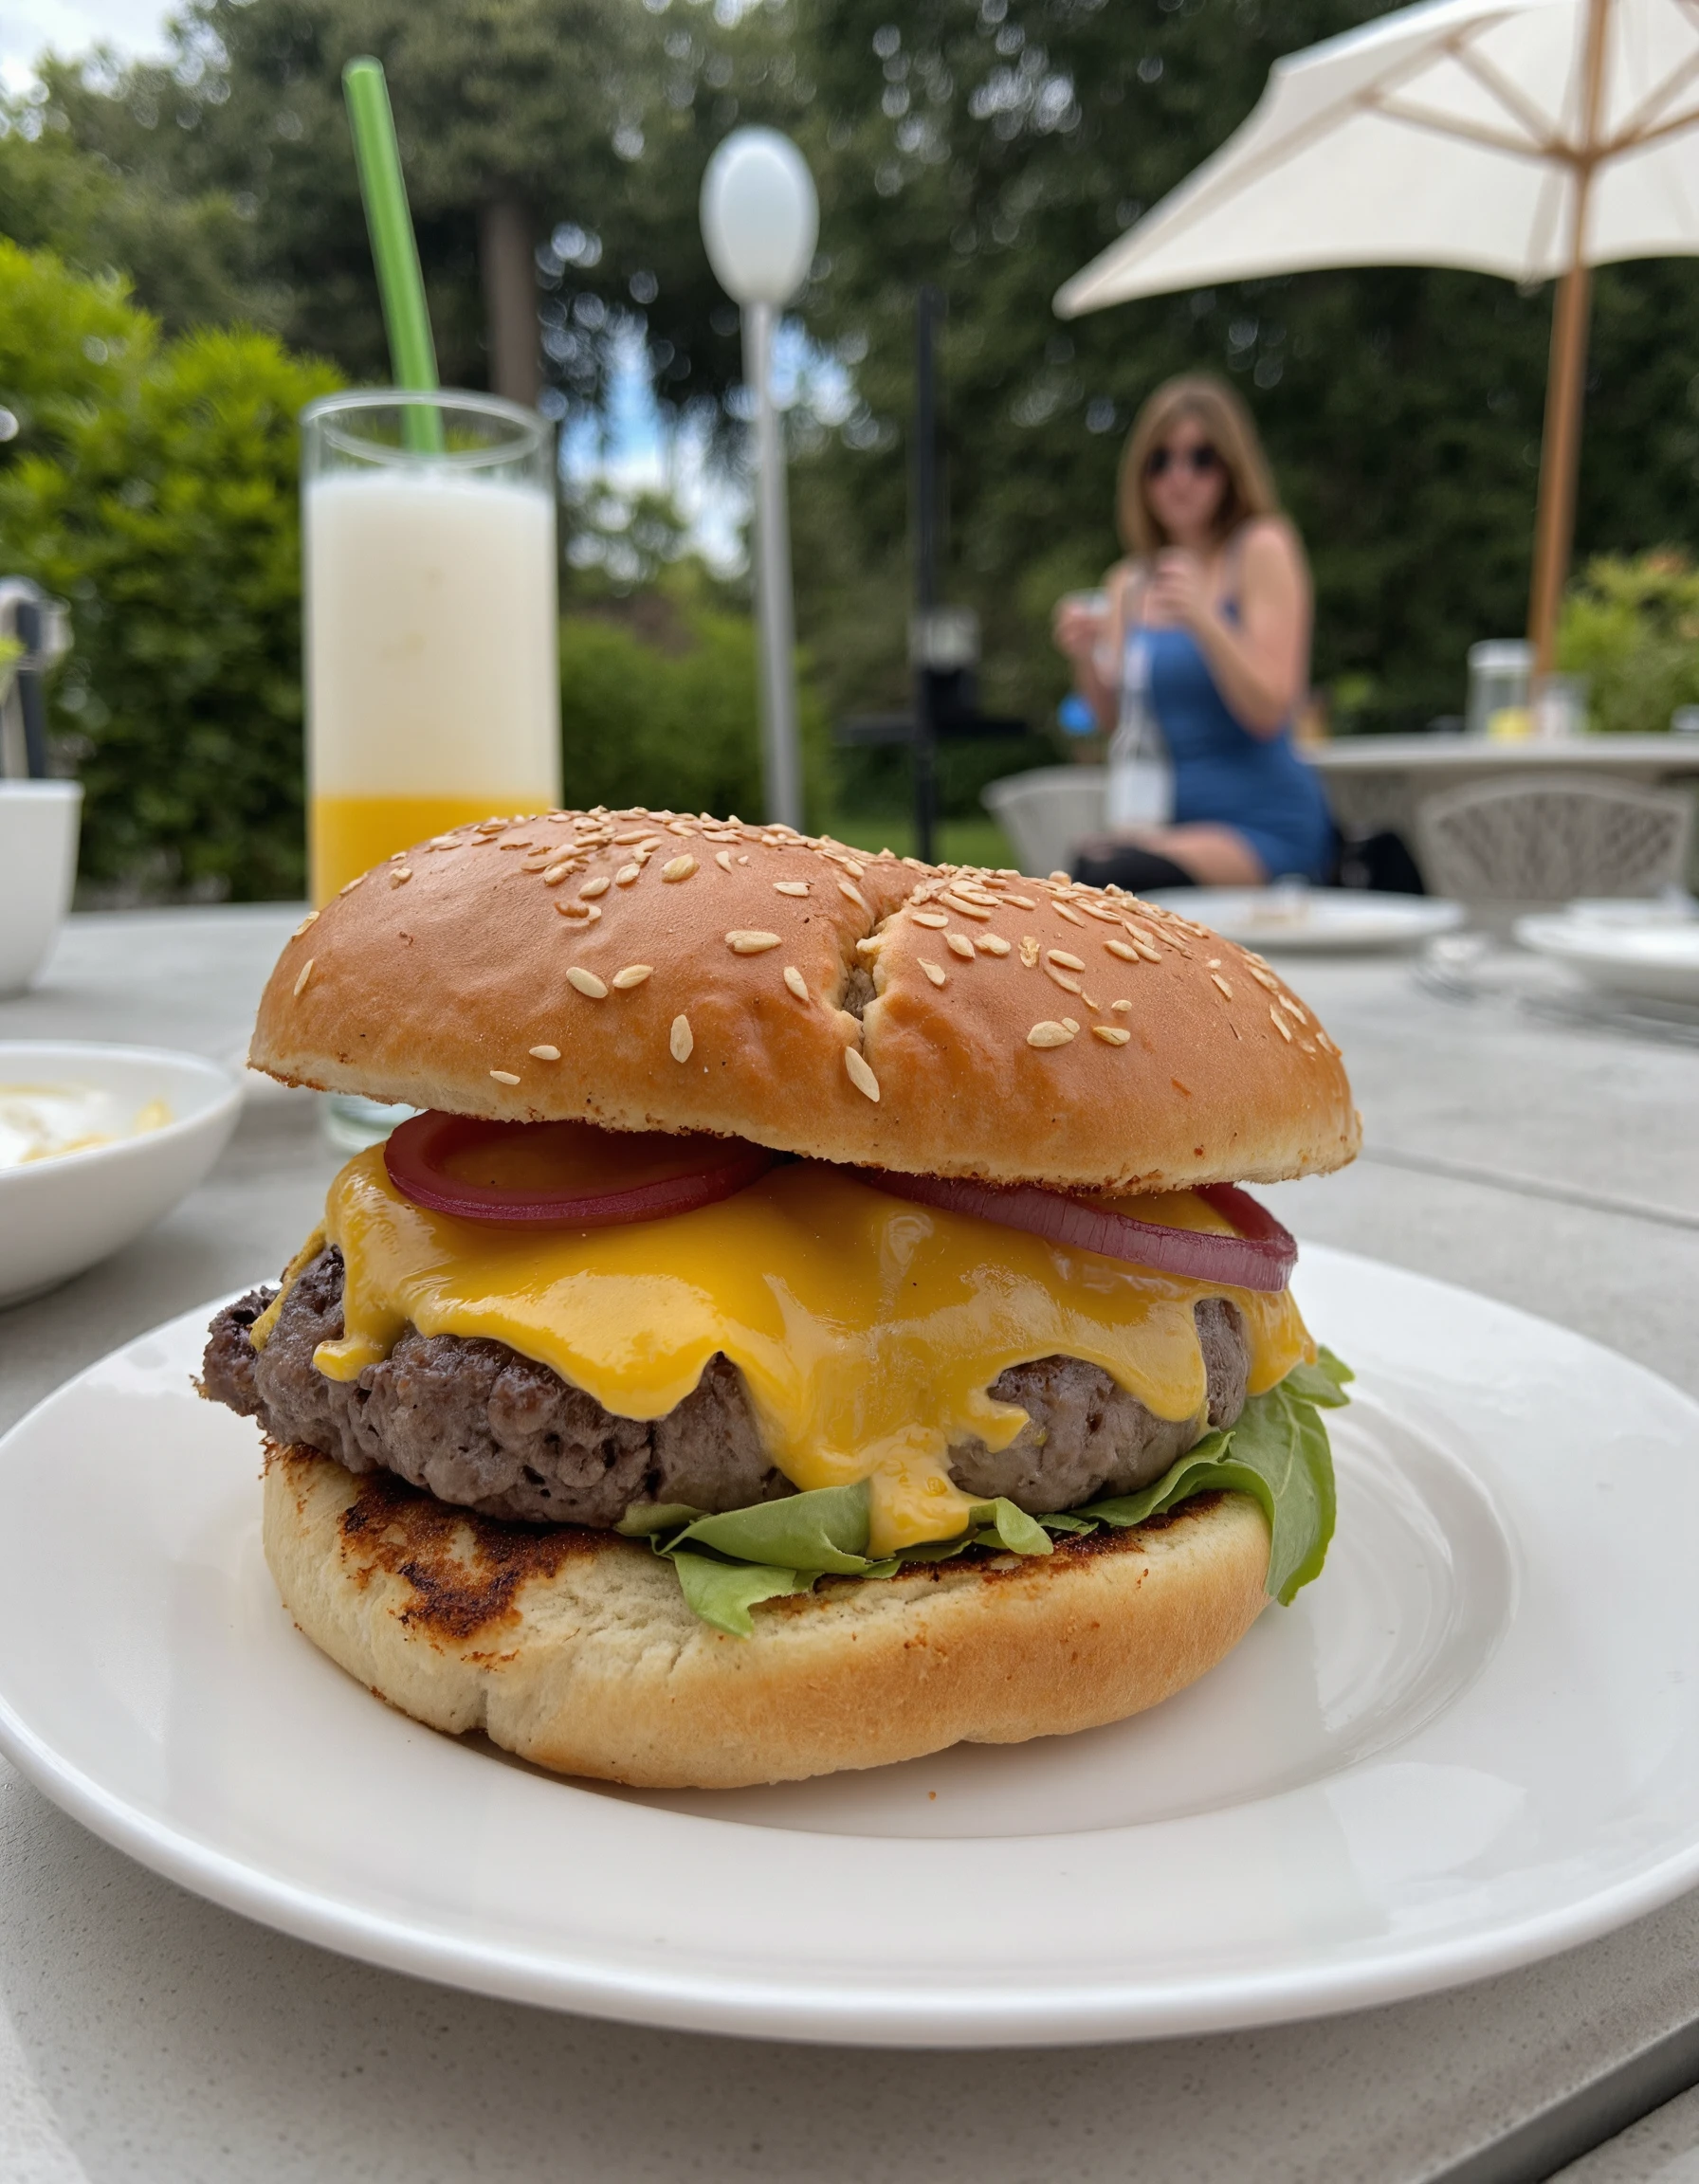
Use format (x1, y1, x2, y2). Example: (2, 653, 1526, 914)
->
(1558, 552, 1699, 739)
(5, 0, 1699, 894)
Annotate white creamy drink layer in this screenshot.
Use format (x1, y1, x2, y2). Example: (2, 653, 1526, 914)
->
(305, 472, 560, 797)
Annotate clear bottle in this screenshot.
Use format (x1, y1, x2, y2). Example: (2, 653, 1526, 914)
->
(1105, 628, 1174, 828)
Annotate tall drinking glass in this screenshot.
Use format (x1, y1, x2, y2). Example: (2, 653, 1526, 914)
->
(301, 390, 560, 1147)
(301, 390, 561, 904)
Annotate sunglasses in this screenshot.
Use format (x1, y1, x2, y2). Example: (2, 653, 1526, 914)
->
(1146, 443, 1222, 480)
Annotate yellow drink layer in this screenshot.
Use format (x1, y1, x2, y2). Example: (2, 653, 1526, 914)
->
(312, 1152, 1312, 1557)
(309, 792, 557, 905)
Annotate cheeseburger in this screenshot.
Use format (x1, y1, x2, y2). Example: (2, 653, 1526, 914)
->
(202, 807, 1359, 1789)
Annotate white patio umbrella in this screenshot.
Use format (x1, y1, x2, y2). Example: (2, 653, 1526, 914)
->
(1055, 0, 1699, 674)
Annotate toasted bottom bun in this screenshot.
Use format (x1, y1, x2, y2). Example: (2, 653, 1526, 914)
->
(263, 1446, 1273, 1790)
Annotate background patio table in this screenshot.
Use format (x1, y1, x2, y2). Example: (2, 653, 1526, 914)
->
(1306, 732, 1699, 845)
(3, 904, 1698, 2184)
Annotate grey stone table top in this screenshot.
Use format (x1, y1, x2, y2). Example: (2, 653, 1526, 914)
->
(3, 905, 1698, 2184)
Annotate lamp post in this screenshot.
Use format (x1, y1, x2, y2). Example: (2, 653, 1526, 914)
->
(700, 127, 817, 831)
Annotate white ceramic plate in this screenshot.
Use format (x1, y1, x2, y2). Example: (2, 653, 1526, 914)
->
(3, 1248, 1699, 2048)
(1151, 886, 1465, 953)
(1515, 914, 1699, 1008)
(0, 1042, 243, 1307)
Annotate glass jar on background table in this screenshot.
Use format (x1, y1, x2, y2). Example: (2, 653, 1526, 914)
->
(301, 390, 561, 1146)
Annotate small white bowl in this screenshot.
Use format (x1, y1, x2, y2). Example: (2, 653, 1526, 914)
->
(0, 1043, 242, 1308)
(0, 782, 82, 996)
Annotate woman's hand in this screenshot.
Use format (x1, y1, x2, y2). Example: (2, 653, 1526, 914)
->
(1051, 595, 1106, 664)
(1144, 549, 1212, 630)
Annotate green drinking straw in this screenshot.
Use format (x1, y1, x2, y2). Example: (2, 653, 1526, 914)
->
(342, 56, 443, 452)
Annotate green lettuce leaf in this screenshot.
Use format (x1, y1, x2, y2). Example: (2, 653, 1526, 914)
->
(620, 1352, 1350, 1631)
(1050, 1346, 1350, 1604)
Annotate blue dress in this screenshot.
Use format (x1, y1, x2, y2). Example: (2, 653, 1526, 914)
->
(1137, 609, 1334, 883)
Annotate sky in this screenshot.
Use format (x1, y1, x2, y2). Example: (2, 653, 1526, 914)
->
(0, 0, 165, 93)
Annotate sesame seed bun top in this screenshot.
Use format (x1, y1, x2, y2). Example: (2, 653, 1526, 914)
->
(249, 808, 1361, 1192)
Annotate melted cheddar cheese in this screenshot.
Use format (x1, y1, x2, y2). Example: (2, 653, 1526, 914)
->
(312, 1150, 1311, 1556)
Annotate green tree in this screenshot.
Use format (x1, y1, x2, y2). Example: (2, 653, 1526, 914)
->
(0, 244, 341, 899)
(33, 0, 812, 424)
(0, 90, 267, 333)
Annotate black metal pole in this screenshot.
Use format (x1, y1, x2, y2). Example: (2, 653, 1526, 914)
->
(14, 596, 48, 779)
(911, 284, 942, 864)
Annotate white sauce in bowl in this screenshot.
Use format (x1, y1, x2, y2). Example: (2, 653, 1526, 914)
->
(0, 1083, 173, 1169)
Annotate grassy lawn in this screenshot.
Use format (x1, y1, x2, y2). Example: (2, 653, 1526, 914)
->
(819, 812, 1015, 870)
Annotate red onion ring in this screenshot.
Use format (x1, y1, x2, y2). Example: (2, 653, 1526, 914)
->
(385, 1112, 776, 1228)
(858, 1171, 1295, 1291)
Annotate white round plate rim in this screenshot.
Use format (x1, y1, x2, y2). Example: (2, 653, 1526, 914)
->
(3, 1247, 1699, 2047)
(0, 1039, 241, 1179)
(1516, 915, 1699, 970)
(1151, 889, 1465, 951)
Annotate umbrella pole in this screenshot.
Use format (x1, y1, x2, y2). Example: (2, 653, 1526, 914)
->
(1526, 0, 1611, 680)
(1526, 260, 1594, 679)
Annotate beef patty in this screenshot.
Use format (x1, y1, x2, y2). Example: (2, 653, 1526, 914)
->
(202, 1246, 1251, 1528)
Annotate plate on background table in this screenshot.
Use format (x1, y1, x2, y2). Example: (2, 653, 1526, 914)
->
(1515, 912, 1699, 1010)
(1152, 886, 1465, 953)
(3, 1249, 1699, 2047)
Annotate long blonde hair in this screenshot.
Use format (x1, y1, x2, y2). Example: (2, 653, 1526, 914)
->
(1117, 374, 1280, 558)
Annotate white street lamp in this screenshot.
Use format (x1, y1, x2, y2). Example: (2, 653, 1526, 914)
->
(700, 127, 818, 831)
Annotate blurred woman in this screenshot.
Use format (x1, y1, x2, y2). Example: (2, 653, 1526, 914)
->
(1052, 374, 1332, 891)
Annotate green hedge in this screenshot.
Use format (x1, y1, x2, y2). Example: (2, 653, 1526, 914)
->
(0, 242, 339, 900)
(559, 596, 830, 828)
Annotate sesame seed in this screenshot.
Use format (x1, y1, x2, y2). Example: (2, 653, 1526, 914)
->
(1301, 1038, 1318, 1055)
(663, 855, 698, 883)
(844, 1046, 881, 1101)
(1049, 870, 1070, 884)
(1027, 1020, 1075, 1048)
(542, 863, 573, 885)
(1001, 893, 1035, 910)
(976, 934, 1012, 956)
(612, 964, 652, 990)
(774, 880, 810, 897)
(1044, 959, 1083, 992)
(1047, 949, 1085, 973)
(1092, 1025, 1132, 1046)
(430, 834, 459, 849)
(529, 1045, 560, 1061)
(498, 839, 531, 851)
(1081, 990, 1099, 1010)
(667, 820, 697, 836)
(945, 932, 976, 960)
(615, 864, 641, 885)
(1062, 1017, 1080, 1033)
(919, 958, 947, 987)
(1279, 994, 1308, 1024)
(839, 880, 869, 912)
(567, 967, 609, 998)
(941, 894, 993, 921)
(1080, 902, 1124, 924)
(1211, 973, 1234, 999)
(1208, 957, 1222, 968)
(291, 912, 319, 939)
(339, 873, 365, 894)
(841, 859, 865, 877)
(1249, 965, 1282, 992)
(1105, 939, 1140, 962)
(556, 901, 602, 923)
(783, 965, 811, 1002)
(292, 956, 315, 997)
(612, 828, 649, 845)
(581, 876, 611, 899)
(489, 1068, 521, 1085)
(738, 854, 749, 865)
(1271, 1009, 1293, 1041)
(727, 930, 781, 954)
(1052, 903, 1085, 926)
(1019, 937, 1041, 968)
(670, 1014, 694, 1062)
(1111, 998, 1133, 1013)
(714, 849, 735, 873)
(390, 866, 412, 886)
(912, 910, 949, 929)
